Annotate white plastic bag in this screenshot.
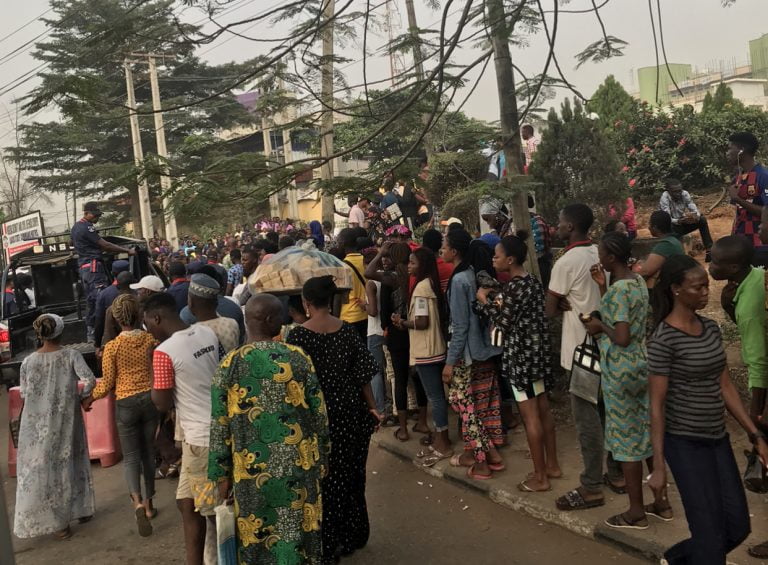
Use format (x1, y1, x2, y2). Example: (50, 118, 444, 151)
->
(215, 503, 237, 565)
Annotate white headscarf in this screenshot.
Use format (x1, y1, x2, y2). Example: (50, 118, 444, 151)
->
(36, 313, 64, 340)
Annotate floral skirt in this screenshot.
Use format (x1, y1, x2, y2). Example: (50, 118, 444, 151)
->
(448, 360, 503, 462)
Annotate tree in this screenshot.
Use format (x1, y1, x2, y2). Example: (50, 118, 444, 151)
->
(587, 75, 637, 127)
(702, 83, 744, 113)
(530, 98, 627, 224)
(8, 0, 257, 234)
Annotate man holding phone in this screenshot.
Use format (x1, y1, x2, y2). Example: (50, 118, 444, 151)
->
(659, 178, 713, 262)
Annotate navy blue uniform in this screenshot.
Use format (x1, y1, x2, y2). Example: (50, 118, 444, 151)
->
(71, 218, 108, 335)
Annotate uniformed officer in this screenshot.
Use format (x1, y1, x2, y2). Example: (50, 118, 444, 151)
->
(71, 201, 135, 341)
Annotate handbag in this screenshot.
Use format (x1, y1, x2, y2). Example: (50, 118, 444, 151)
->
(215, 503, 238, 565)
(743, 448, 768, 493)
(569, 335, 601, 404)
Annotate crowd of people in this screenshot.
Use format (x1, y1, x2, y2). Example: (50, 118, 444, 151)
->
(10, 130, 768, 565)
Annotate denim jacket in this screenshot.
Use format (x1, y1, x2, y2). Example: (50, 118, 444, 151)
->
(446, 268, 502, 366)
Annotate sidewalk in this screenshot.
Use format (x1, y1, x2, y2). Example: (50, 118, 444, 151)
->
(372, 414, 768, 565)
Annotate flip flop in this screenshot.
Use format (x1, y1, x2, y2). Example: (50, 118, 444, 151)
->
(393, 429, 409, 442)
(53, 527, 72, 541)
(467, 464, 492, 480)
(449, 454, 469, 467)
(135, 506, 153, 537)
(488, 462, 506, 472)
(517, 480, 551, 492)
(422, 449, 453, 468)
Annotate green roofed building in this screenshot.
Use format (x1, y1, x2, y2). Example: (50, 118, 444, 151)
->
(637, 64, 693, 105)
(750, 33, 768, 80)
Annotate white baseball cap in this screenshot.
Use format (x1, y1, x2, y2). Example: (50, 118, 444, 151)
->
(130, 275, 165, 293)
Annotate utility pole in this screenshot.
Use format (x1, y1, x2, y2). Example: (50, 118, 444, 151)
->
(147, 55, 179, 250)
(283, 128, 300, 219)
(404, 0, 433, 161)
(319, 0, 335, 225)
(124, 59, 154, 241)
(486, 0, 539, 278)
(262, 117, 280, 218)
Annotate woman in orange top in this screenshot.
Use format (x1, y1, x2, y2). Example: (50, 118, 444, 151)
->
(86, 293, 158, 537)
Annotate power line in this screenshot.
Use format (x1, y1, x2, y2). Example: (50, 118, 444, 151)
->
(0, 7, 53, 46)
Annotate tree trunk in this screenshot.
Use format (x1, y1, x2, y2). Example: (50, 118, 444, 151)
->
(128, 185, 143, 239)
(487, 0, 540, 278)
(319, 0, 336, 225)
(404, 0, 433, 162)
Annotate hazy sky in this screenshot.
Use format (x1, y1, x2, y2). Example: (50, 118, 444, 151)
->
(0, 0, 766, 141)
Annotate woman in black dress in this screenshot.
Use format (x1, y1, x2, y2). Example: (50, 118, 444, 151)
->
(287, 276, 382, 563)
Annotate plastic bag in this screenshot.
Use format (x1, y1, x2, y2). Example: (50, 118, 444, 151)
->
(215, 504, 237, 565)
(249, 240, 353, 294)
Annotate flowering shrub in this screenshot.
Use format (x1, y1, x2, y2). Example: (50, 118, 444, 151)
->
(612, 101, 768, 196)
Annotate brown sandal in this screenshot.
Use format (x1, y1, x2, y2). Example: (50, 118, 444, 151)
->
(53, 527, 72, 541)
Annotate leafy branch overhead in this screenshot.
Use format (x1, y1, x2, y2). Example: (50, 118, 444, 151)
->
(4, 0, 639, 232)
(575, 36, 628, 69)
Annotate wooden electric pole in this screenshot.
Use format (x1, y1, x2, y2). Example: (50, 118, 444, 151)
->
(319, 0, 335, 225)
(147, 55, 179, 250)
(487, 0, 539, 278)
(124, 59, 154, 241)
(404, 0, 433, 161)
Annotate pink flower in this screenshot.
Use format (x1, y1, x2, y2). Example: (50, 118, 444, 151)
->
(629, 178, 637, 188)
(628, 125, 636, 132)
(628, 148, 637, 156)
(678, 138, 687, 147)
(614, 120, 623, 127)
(642, 145, 651, 153)
(621, 165, 630, 173)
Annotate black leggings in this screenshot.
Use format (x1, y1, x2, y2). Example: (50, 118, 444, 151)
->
(389, 347, 427, 412)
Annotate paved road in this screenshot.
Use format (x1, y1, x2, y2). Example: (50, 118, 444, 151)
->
(4, 442, 645, 565)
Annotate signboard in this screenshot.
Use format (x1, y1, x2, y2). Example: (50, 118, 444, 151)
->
(2, 211, 45, 263)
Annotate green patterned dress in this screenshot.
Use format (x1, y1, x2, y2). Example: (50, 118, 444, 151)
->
(208, 341, 331, 565)
(598, 277, 652, 463)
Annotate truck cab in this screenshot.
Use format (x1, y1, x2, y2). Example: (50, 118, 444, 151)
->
(0, 232, 165, 389)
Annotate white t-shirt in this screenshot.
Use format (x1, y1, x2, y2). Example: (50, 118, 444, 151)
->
(153, 324, 220, 447)
(548, 244, 601, 371)
(349, 205, 366, 227)
(367, 280, 384, 337)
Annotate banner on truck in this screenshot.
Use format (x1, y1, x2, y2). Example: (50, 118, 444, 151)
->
(2, 211, 44, 263)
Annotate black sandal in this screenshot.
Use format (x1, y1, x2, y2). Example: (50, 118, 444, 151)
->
(748, 541, 768, 559)
(604, 512, 649, 530)
(603, 473, 627, 495)
(555, 488, 605, 511)
(644, 502, 674, 522)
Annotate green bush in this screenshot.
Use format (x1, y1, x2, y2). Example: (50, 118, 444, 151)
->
(428, 151, 489, 209)
(531, 98, 627, 224)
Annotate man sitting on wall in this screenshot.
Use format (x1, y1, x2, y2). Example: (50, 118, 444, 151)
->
(659, 178, 713, 262)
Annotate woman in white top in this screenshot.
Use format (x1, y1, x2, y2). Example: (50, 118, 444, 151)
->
(363, 248, 393, 421)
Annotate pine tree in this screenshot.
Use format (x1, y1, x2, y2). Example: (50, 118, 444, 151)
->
(702, 82, 744, 113)
(8, 0, 259, 233)
(587, 75, 637, 128)
(530, 98, 627, 224)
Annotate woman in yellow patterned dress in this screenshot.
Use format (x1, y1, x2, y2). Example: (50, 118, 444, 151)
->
(208, 294, 330, 564)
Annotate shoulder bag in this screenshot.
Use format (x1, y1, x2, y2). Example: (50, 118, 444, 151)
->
(569, 334, 601, 404)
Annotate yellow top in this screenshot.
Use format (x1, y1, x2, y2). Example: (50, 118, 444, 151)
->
(339, 253, 368, 324)
(92, 330, 156, 400)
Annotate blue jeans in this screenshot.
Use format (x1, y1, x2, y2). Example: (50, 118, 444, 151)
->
(416, 363, 449, 432)
(664, 433, 750, 564)
(367, 334, 389, 414)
